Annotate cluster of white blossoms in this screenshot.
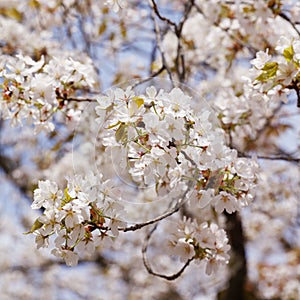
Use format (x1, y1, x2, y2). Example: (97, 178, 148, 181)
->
(1, 0, 299, 298)
(208, 36, 300, 151)
(243, 161, 300, 300)
(158, 1, 300, 152)
(167, 217, 230, 275)
(29, 172, 125, 266)
(0, 53, 97, 132)
(249, 36, 300, 97)
(96, 86, 258, 212)
(28, 85, 258, 273)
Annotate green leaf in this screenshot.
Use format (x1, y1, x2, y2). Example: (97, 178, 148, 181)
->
(24, 218, 43, 234)
(28, 0, 41, 8)
(64, 187, 72, 202)
(283, 45, 294, 62)
(132, 96, 144, 108)
(120, 21, 127, 39)
(256, 62, 278, 82)
(106, 121, 121, 129)
(243, 5, 255, 14)
(60, 187, 74, 208)
(98, 21, 107, 36)
(261, 62, 278, 71)
(115, 123, 128, 144)
(0, 7, 23, 21)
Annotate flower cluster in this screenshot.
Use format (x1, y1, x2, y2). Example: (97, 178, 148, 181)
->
(209, 36, 300, 151)
(167, 217, 230, 275)
(0, 53, 97, 132)
(96, 86, 258, 213)
(27, 85, 258, 267)
(250, 37, 300, 101)
(29, 172, 125, 266)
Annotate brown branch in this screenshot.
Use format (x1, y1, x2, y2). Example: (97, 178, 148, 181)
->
(142, 223, 194, 280)
(119, 172, 196, 232)
(238, 151, 300, 163)
(294, 85, 300, 108)
(131, 65, 166, 88)
(149, 0, 177, 27)
(119, 204, 181, 232)
(148, 1, 175, 84)
(220, 212, 247, 300)
(174, 0, 195, 82)
(149, 0, 196, 83)
(65, 97, 96, 102)
(279, 12, 300, 37)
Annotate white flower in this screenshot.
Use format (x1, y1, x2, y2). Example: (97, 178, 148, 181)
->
(275, 36, 291, 53)
(51, 248, 79, 267)
(145, 86, 158, 99)
(108, 218, 126, 237)
(95, 90, 114, 124)
(194, 222, 216, 249)
(76, 235, 95, 255)
(212, 191, 238, 214)
(164, 115, 185, 141)
(205, 256, 219, 275)
(61, 203, 86, 228)
(162, 87, 192, 117)
(250, 50, 271, 69)
(143, 111, 168, 143)
(169, 238, 195, 262)
(201, 223, 230, 275)
(277, 62, 299, 85)
(32, 180, 62, 209)
(35, 234, 49, 249)
(293, 40, 300, 61)
(188, 188, 214, 209)
(37, 208, 62, 235)
(233, 157, 257, 179)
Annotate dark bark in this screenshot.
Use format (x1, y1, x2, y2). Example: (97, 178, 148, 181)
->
(221, 212, 248, 300)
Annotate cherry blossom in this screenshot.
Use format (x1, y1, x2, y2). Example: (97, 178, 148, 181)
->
(1, 0, 300, 299)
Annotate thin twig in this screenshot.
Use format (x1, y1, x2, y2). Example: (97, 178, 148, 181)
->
(238, 151, 300, 163)
(173, 0, 195, 82)
(142, 223, 194, 281)
(131, 66, 166, 88)
(66, 97, 97, 102)
(279, 12, 300, 37)
(119, 204, 181, 232)
(149, 0, 177, 27)
(119, 174, 195, 232)
(148, 1, 174, 84)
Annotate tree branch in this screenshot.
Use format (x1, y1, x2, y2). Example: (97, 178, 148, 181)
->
(148, 2, 174, 83)
(119, 179, 194, 232)
(220, 212, 247, 300)
(238, 151, 300, 163)
(149, 0, 177, 27)
(279, 12, 300, 37)
(131, 65, 166, 88)
(142, 223, 194, 280)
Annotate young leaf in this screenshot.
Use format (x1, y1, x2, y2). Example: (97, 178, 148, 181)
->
(283, 45, 294, 62)
(256, 62, 278, 82)
(115, 123, 128, 144)
(24, 218, 43, 234)
(133, 96, 144, 108)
